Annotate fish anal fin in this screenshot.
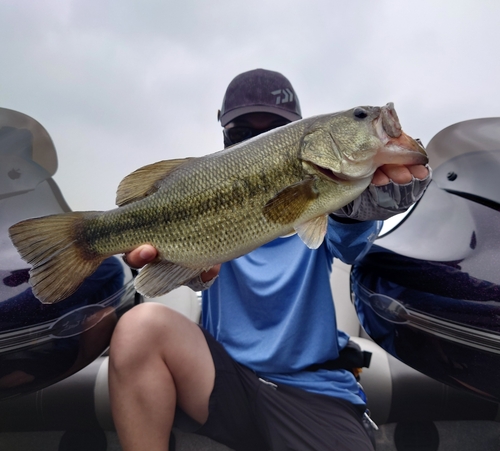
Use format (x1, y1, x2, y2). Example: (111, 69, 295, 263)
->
(116, 158, 193, 206)
(134, 260, 202, 298)
(294, 215, 328, 249)
(263, 178, 319, 225)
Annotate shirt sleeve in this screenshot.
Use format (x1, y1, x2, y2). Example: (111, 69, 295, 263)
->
(324, 216, 382, 265)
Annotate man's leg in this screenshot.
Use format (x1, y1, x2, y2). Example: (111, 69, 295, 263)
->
(108, 303, 215, 451)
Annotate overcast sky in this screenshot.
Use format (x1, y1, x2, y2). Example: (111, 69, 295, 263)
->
(1, 0, 499, 211)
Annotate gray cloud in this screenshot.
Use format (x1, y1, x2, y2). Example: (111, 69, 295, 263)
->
(1, 0, 499, 210)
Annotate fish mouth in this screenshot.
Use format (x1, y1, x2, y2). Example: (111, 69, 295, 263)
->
(312, 163, 351, 182)
(379, 102, 402, 138)
(375, 103, 428, 165)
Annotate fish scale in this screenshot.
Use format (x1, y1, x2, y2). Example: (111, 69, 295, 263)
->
(9, 104, 428, 303)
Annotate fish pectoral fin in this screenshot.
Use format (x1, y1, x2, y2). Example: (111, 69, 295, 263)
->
(294, 215, 328, 249)
(116, 158, 194, 206)
(263, 178, 319, 224)
(134, 260, 202, 298)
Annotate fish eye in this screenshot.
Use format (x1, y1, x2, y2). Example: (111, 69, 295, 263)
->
(353, 108, 368, 119)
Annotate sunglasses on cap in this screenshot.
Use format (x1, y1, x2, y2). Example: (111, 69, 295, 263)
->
(223, 122, 290, 147)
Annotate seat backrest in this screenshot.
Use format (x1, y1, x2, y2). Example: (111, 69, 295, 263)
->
(330, 260, 360, 337)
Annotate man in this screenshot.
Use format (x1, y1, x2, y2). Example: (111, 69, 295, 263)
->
(109, 69, 430, 451)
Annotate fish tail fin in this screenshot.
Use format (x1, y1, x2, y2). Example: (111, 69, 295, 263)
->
(8, 212, 104, 304)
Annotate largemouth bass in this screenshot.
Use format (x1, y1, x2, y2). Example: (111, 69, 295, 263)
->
(9, 103, 427, 304)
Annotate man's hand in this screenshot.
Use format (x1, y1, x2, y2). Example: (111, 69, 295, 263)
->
(124, 245, 221, 282)
(372, 164, 429, 186)
(332, 163, 431, 222)
(125, 245, 158, 268)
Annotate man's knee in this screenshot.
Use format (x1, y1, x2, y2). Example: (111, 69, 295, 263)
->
(109, 303, 178, 369)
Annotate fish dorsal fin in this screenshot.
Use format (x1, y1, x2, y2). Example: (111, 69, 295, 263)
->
(263, 178, 319, 224)
(134, 259, 203, 298)
(294, 215, 328, 249)
(116, 158, 193, 206)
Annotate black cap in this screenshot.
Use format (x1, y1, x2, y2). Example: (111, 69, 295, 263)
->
(218, 69, 302, 126)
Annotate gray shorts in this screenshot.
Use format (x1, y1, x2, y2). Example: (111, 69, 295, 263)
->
(174, 328, 375, 451)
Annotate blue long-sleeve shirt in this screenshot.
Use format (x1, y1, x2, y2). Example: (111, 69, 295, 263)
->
(201, 217, 381, 405)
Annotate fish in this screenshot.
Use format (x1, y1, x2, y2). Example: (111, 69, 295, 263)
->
(9, 103, 428, 304)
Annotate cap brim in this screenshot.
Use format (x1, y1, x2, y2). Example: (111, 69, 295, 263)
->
(220, 105, 302, 126)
